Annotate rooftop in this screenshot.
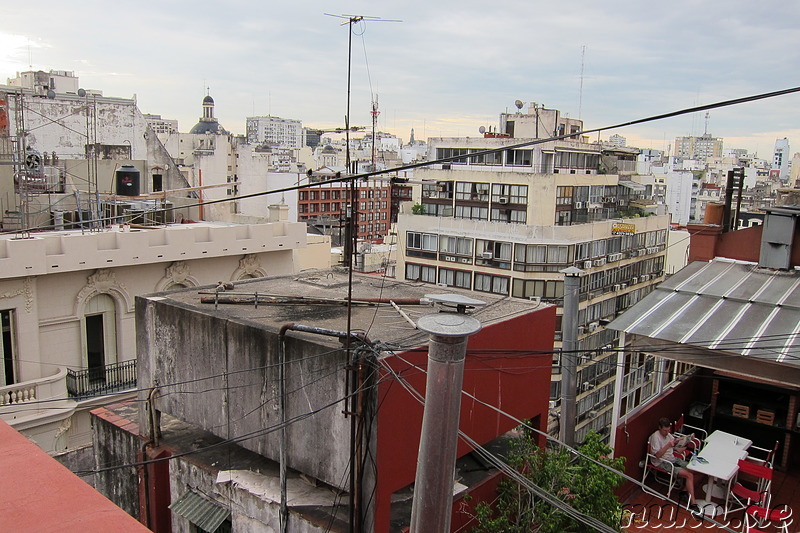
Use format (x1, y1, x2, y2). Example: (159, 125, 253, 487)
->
(158, 268, 543, 348)
(0, 418, 150, 532)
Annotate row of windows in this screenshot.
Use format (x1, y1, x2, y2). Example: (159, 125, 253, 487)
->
(298, 189, 390, 201)
(423, 182, 529, 204)
(436, 148, 533, 166)
(358, 223, 387, 234)
(358, 212, 388, 221)
(406, 231, 667, 273)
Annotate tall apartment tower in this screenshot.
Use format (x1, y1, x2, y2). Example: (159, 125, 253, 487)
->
(674, 133, 723, 161)
(396, 103, 669, 443)
(773, 137, 791, 182)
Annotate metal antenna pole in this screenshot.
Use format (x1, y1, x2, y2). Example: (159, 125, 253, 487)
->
(410, 310, 481, 533)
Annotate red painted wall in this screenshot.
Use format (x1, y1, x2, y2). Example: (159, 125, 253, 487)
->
(374, 306, 556, 532)
(689, 222, 800, 266)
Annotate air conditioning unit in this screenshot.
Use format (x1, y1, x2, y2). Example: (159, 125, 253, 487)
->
(620, 283, 628, 289)
(631, 277, 638, 284)
(577, 326, 586, 335)
(588, 321, 599, 332)
(529, 296, 542, 304)
(459, 257, 471, 264)
(641, 274, 650, 282)
(548, 400, 558, 409)
(444, 255, 456, 262)
(594, 258, 606, 267)
(498, 197, 509, 204)
(639, 248, 647, 256)
(583, 260, 593, 269)
(481, 251, 493, 259)
(613, 284, 621, 291)
(582, 382, 592, 392)
(574, 201, 584, 208)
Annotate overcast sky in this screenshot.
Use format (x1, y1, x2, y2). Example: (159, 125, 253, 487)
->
(2, 1, 799, 158)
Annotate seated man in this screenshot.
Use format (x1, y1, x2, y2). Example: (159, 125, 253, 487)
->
(649, 417, 700, 513)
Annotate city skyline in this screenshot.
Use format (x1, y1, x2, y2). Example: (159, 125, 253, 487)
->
(1, 0, 799, 157)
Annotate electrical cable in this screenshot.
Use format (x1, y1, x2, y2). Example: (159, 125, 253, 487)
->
(5, 85, 800, 236)
(377, 349, 740, 532)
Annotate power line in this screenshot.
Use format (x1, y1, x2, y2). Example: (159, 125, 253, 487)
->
(5, 85, 800, 236)
(378, 349, 740, 532)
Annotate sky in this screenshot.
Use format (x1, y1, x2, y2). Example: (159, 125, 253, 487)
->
(2, 0, 799, 158)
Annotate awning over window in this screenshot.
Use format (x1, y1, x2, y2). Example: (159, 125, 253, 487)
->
(169, 490, 230, 532)
(618, 181, 646, 192)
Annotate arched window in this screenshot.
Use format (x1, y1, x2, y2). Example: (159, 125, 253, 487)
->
(82, 294, 117, 381)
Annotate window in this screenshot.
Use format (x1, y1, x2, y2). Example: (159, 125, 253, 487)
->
(438, 268, 471, 289)
(470, 150, 503, 165)
(511, 279, 564, 300)
(405, 263, 436, 283)
(491, 184, 528, 204)
(491, 208, 527, 224)
(455, 182, 490, 201)
(454, 205, 488, 220)
(438, 235, 473, 256)
(0, 310, 17, 386)
(436, 147, 470, 163)
(82, 294, 118, 384)
(406, 231, 438, 251)
(422, 181, 454, 200)
(475, 239, 511, 261)
(474, 273, 509, 295)
(505, 149, 533, 166)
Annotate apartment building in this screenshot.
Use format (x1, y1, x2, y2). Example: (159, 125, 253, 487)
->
(395, 118, 669, 442)
(246, 115, 304, 148)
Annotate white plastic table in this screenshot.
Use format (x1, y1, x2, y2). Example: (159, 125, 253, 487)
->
(687, 431, 751, 517)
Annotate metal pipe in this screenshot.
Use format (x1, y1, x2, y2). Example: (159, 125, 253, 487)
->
(279, 335, 288, 533)
(409, 313, 481, 533)
(560, 268, 582, 448)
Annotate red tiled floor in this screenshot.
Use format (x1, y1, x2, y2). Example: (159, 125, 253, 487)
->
(623, 468, 799, 532)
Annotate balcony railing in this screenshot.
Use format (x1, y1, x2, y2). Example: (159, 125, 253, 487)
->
(66, 360, 137, 399)
(0, 368, 67, 408)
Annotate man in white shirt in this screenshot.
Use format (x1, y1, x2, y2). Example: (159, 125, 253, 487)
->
(649, 417, 700, 513)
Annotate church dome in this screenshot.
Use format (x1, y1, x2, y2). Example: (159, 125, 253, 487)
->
(190, 94, 226, 135)
(189, 121, 226, 135)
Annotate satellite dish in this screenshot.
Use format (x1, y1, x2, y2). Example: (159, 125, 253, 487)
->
(479, 126, 486, 134)
(514, 99, 524, 110)
(46, 90, 56, 99)
(77, 88, 86, 97)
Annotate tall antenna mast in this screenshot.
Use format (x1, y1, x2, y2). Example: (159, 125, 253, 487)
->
(371, 94, 380, 171)
(578, 45, 586, 120)
(704, 111, 710, 135)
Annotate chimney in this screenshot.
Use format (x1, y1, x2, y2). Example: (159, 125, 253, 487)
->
(759, 207, 800, 270)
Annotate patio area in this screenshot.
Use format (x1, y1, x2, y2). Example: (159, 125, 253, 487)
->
(623, 466, 800, 532)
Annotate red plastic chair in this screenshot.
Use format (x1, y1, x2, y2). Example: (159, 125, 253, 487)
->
(725, 459, 773, 519)
(642, 442, 683, 500)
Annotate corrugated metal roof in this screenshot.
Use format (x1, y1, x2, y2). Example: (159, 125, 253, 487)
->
(169, 490, 230, 532)
(608, 259, 800, 364)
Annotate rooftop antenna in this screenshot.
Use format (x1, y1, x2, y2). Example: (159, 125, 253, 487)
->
(704, 111, 710, 135)
(371, 94, 379, 171)
(323, 14, 400, 533)
(579, 45, 586, 120)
